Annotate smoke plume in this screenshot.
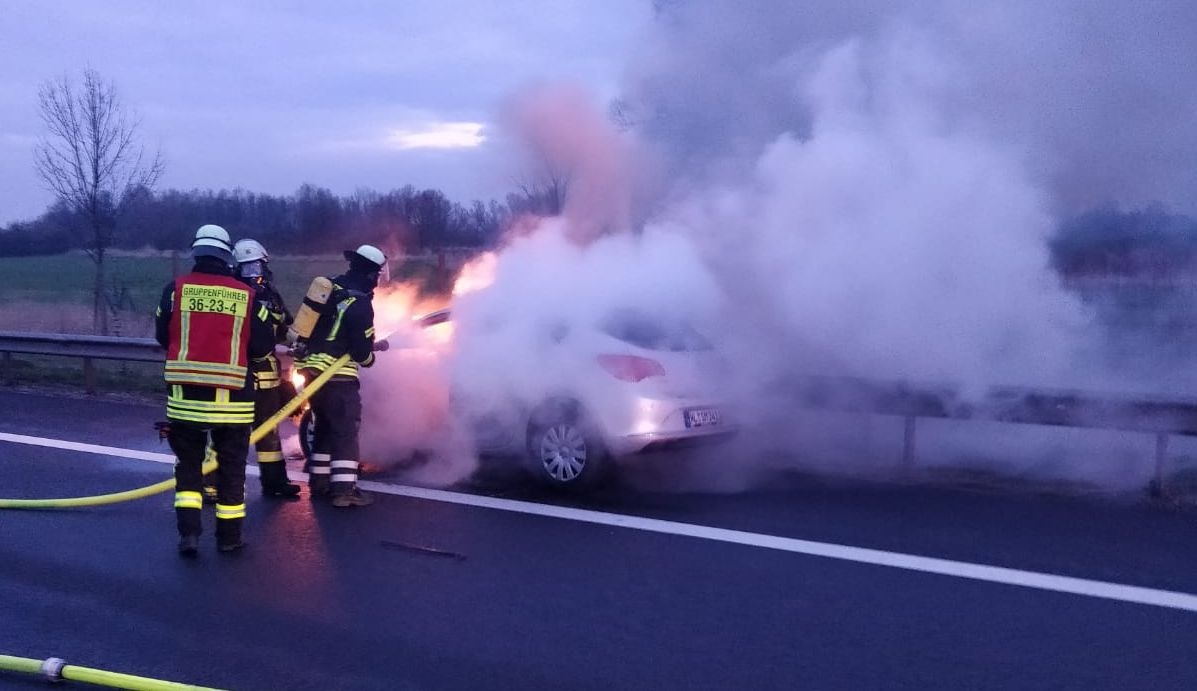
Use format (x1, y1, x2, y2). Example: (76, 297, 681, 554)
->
(359, 2, 1197, 491)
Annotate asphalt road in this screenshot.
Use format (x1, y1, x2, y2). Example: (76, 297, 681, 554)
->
(1, 389, 1196, 690)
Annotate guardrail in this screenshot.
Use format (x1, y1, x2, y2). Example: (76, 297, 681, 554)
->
(784, 374, 1197, 496)
(2, 331, 1194, 496)
(0, 331, 162, 394)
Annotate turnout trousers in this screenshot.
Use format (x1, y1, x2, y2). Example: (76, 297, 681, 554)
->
(253, 384, 290, 489)
(170, 421, 249, 545)
(307, 378, 362, 497)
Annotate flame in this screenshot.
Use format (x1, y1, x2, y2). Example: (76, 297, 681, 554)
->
(452, 252, 498, 296)
(372, 282, 423, 341)
(423, 320, 454, 347)
(290, 370, 306, 392)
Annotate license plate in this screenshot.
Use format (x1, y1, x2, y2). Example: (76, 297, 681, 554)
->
(685, 408, 720, 428)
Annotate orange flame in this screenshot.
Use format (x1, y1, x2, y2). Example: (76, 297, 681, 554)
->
(452, 252, 498, 296)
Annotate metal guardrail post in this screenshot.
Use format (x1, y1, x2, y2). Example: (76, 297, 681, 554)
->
(1151, 433, 1171, 497)
(83, 358, 96, 395)
(0, 331, 161, 393)
(901, 416, 917, 472)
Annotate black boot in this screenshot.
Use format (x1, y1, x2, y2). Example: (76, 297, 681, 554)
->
(262, 482, 301, 499)
(308, 474, 330, 497)
(176, 507, 202, 557)
(178, 535, 199, 557)
(259, 462, 301, 499)
(216, 518, 246, 554)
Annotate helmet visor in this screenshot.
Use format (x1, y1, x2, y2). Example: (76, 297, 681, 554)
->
(239, 260, 265, 279)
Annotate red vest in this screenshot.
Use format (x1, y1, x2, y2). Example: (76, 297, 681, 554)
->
(165, 272, 251, 389)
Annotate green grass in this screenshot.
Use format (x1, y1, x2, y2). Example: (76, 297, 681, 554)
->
(0, 253, 455, 393)
(0, 253, 450, 317)
(2, 354, 164, 393)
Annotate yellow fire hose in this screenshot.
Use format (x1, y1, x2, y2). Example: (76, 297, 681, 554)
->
(0, 354, 349, 509)
(0, 654, 227, 690)
(0, 357, 352, 688)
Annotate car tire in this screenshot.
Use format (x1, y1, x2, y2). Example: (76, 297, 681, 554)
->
(525, 398, 608, 490)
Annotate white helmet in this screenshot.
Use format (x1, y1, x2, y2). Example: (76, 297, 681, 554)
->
(343, 244, 387, 269)
(192, 224, 233, 262)
(233, 238, 268, 264)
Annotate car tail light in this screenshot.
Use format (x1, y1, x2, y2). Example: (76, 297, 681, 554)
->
(597, 354, 665, 383)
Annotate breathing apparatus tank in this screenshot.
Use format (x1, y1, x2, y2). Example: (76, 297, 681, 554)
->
(289, 276, 333, 343)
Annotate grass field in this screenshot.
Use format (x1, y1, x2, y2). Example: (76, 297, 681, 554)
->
(0, 252, 451, 336)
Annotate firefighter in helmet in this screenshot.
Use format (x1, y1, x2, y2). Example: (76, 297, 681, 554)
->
(233, 238, 301, 499)
(155, 225, 275, 555)
(298, 245, 389, 507)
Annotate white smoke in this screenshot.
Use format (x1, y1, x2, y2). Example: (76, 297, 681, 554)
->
(657, 33, 1088, 393)
(358, 3, 1197, 491)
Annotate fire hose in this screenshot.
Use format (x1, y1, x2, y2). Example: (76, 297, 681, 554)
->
(0, 654, 226, 690)
(0, 354, 350, 510)
(0, 357, 350, 687)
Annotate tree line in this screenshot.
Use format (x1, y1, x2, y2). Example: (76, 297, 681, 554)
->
(1049, 206, 1197, 279)
(0, 182, 569, 258)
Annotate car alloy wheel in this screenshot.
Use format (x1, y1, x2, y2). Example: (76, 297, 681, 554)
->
(538, 423, 588, 483)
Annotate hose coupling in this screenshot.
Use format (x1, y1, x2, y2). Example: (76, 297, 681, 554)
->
(40, 657, 66, 682)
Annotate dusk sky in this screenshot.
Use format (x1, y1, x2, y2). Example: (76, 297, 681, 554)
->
(5, 1, 1196, 228)
(0, 1, 648, 224)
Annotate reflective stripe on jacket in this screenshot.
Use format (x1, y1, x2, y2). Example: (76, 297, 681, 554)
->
(297, 277, 376, 380)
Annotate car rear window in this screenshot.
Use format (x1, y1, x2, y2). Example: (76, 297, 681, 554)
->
(602, 310, 713, 352)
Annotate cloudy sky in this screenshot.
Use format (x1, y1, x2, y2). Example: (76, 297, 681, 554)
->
(5, 1, 1196, 228)
(0, 0, 649, 224)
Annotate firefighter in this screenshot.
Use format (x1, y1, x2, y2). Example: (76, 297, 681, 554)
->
(298, 244, 390, 507)
(234, 238, 301, 499)
(156, 225, 274, 556)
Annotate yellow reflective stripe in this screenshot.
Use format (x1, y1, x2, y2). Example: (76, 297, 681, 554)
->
(174, 491, 203, 510)
(300, 359, 359, 377)
(215, 503, 246, 519)
(362, 352, 375, 368)
(165, 359, 247, 388)
(302, 353, 359, 370)
(165, 372, 246, 388)
(166, 409, 254, 424)
(229, 315, 244, 367)
(215, 388, 229, 404)
(257, 451, 284, 463)
(326, 297, 356, 341)
(166, 360, 247, 374)
(172, 385, 182, 398)
(258, 305, 269, 321)
(167, 395, 253, 408)
(178, 310, 192, 360)
(168, 399, 254, 413)
(364, 327, 375, 337)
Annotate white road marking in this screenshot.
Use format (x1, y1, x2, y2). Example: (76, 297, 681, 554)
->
(4, 431, 1197, 614)
(0, 432, 175, 463)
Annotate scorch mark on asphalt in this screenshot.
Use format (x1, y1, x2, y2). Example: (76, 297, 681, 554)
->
(4, 430, 1197, 614)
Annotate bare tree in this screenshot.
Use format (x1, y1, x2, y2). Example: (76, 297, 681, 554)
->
(35, 68, 163, 334)
(513, 155, 571, 217)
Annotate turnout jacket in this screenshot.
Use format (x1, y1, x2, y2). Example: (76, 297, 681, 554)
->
(156, 259, 274, 424)
(298, 271, 378, 380)
(245, 280, 293, 390)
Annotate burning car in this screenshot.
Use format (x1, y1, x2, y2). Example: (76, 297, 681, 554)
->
(431, 305, 734, 488)
(296, 243, 735, 490)
(298, 303, 735, 490)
